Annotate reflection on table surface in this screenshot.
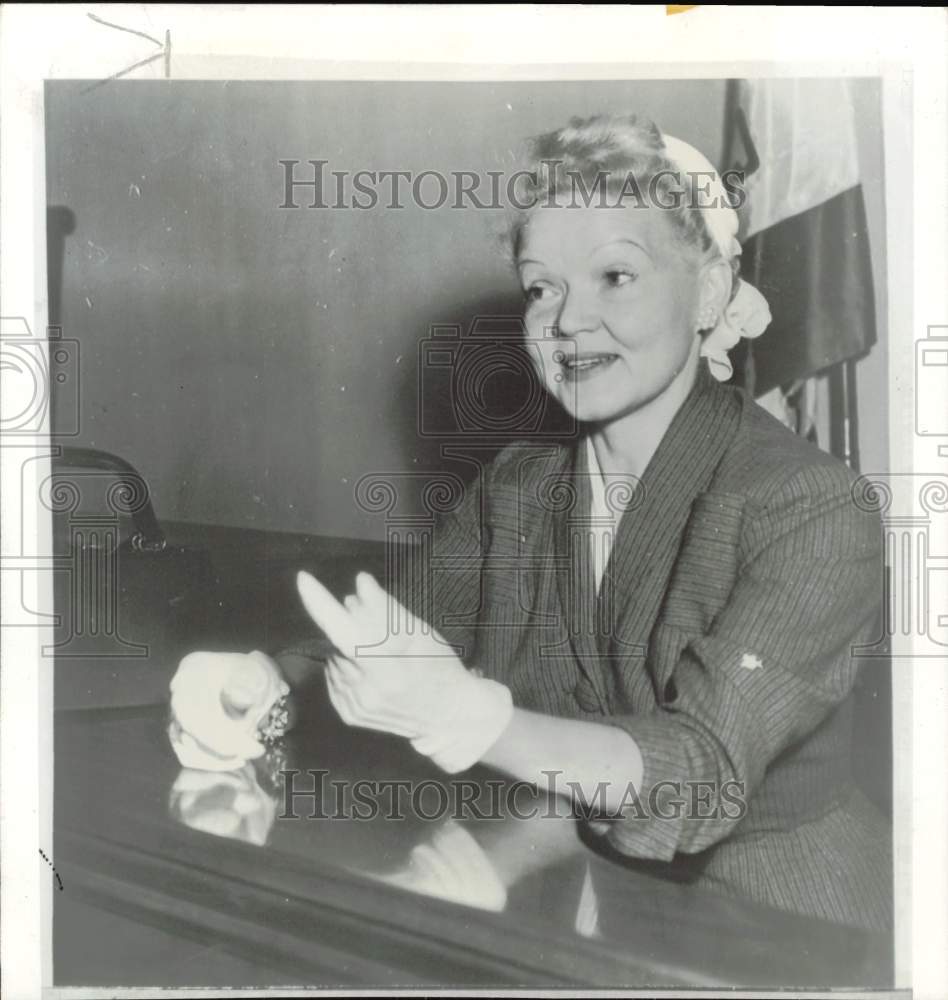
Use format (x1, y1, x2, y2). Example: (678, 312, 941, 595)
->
(55, 674, 893, 990)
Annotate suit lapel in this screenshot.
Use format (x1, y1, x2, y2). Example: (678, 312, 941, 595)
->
(600, 363, 744, 659)
(545, 365, 744, 711)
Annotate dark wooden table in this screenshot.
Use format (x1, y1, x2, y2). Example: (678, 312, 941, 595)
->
(53, 520, 893, 989)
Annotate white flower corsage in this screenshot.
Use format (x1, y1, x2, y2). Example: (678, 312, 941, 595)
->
(168, 650, 290, 772)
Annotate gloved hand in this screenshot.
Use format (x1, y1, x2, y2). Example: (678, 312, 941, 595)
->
(364, 820, 508, 912)
(169, 764, 277, 846)
(296, 570, 513, 773)
(168, 650, 291, 771)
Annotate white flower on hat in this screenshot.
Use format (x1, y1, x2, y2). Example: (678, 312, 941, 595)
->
(662, 132, 773, 382)
(701, 281, 773, 382)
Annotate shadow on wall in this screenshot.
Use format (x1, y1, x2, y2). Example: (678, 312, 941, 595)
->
(391, 288, 577, 485)
(48, 205, 77, 328)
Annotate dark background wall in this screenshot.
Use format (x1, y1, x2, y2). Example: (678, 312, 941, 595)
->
(45, 79, 885, 541)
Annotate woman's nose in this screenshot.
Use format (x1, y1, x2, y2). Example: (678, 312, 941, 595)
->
(554, 288, 597, 338)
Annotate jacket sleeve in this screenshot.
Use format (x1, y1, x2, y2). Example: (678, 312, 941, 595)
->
(605, 463, 884, 861)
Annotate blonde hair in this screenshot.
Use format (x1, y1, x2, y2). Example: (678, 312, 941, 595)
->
(509, 113, 740, 290)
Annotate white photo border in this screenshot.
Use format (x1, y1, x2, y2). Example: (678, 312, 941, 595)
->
(1, 5, 944, 999)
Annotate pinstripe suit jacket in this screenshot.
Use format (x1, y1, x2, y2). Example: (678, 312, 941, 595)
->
(400, 362, 891, 930)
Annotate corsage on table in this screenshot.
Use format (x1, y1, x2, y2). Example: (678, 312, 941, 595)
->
(168, 649, 291, 772)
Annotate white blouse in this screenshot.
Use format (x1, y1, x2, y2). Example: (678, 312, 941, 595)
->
(585, 436, 624, 595)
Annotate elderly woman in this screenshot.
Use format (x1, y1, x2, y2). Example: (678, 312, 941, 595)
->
(170, 114, 891, 932)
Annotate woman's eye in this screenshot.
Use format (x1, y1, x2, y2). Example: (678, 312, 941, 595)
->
(524, 284, 556, 303)
(604, 269, 637, 288)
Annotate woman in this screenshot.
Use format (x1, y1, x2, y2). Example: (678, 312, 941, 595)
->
(170, 114, 891, 931)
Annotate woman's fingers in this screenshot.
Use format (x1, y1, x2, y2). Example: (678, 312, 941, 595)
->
(296, 570, 404, 662)
(355, 572, 406, 622)
(297, 571, 358, 655)
(355, 571, 386, 605)
(343, 593, 362, 614)
(325, 656, 422, 738)
(325, 661, 359, 724)
(357, 572, 410, 619)
(354, 572, 423, 643)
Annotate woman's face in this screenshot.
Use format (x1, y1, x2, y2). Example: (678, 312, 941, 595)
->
(517, 199, 703, 424)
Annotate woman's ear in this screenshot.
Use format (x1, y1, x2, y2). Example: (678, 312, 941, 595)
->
(695, 259, 733, 331)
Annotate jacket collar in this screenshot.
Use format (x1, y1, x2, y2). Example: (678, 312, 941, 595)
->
(553, 362, 744, 706)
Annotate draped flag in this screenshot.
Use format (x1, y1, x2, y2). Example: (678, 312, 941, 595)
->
(724, 78, 878, 399)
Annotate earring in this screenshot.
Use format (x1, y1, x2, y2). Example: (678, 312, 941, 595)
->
(697, 307, 717, 331)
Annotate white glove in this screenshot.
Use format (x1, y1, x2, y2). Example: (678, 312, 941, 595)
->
(365, 821, 507, 912)
(296, 570, 513, 773)
(168, 650, 290, 771)
(169, 765, 276, 846)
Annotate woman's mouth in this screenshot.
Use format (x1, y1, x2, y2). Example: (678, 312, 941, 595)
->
(555, 351, 619, 382)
